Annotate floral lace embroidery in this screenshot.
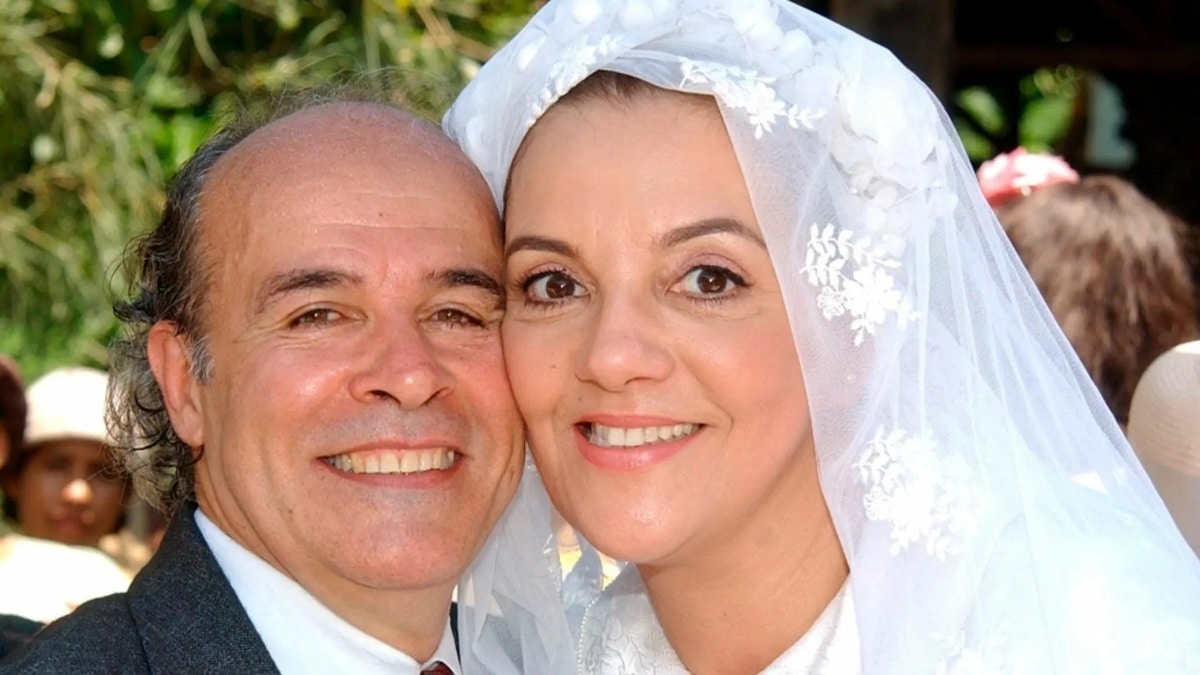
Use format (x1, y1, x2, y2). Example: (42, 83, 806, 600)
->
(679, 57, 825, 139)
(802, 224, 917, 345)
(531, 35, 627, 121)
(934, 625, 1010, 675)
(854, 428, 985, 559)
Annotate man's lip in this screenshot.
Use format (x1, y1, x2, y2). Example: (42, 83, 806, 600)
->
(322, 439, 465, 459)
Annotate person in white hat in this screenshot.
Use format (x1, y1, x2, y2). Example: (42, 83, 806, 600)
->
(1, 367, 128, 549)
(0, 364, 130, 625)
(1128, 340, 1200, 557)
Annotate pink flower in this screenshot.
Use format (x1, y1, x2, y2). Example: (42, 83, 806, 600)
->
(976, 148, 1079, 208)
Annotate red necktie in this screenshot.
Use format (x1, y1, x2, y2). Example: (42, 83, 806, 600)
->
(422, 662, 454, 675)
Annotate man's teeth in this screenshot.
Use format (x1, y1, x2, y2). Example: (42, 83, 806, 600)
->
(327, 448, 457, 475)
(587, 423, 699, 448)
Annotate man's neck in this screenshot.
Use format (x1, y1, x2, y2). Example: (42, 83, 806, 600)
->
(194, 507, 455, 661)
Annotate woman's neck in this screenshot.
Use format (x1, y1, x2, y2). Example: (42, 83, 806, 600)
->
(638, 457, 848, 674)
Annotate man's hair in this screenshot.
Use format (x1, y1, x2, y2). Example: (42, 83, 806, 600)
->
(996, 175, 1200, 424)
(108, 81, 434, 512)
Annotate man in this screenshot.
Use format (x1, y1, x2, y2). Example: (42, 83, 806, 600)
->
(1, 94, 524, 673)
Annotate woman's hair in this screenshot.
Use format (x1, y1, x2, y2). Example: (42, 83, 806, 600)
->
(995, 175, 1199, 424)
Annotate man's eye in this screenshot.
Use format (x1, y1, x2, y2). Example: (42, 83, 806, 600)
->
(290, 308, 342, 327)
(432, 308, 484, 328)
(524, 271, 584, 302)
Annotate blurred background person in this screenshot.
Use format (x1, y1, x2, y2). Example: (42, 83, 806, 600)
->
(1127, 340, 1200, 557)
(2, 367, 128, 549)
(979, 149, 1200, 427)
(0, 365, 130, 623)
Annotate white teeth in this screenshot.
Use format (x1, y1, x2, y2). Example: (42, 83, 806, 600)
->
(327, 448, 457, 475)
(380, 453, 400, 473)
(588, 423, 699, 448)
(400, 452, 420, 473)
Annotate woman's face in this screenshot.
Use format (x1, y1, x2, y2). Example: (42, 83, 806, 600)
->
(503, 92, 817, 566)
(4, 439, 126, 548)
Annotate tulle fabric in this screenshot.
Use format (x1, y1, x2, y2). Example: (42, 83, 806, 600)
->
(443, 1, 1200, 672)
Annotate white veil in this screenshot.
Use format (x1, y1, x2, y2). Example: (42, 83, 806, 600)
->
(444, 1, 1200, 672)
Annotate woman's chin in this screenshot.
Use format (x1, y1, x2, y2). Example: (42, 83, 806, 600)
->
(577, 519, 688, 568)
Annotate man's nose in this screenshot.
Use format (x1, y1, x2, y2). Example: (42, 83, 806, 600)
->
(575, 295, 674, 392)
(349, 319, 454, 409)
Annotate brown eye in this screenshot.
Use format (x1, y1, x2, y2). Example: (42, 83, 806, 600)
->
(431, 308, 484, 328)
(525, 271, 584, 302)
(290, 308, 342, 327)
(680, 265, 745, 296)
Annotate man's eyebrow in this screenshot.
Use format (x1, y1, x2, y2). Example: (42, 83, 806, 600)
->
(432, 268, 504, 307)
(255, 268, 362, 313)
(505, 235, 578, 259)
(658, 217, 767, 250)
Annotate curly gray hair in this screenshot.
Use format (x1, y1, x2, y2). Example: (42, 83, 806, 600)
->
(108, 81, 445, 513)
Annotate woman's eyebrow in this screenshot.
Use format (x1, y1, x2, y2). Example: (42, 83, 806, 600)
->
(658, 217, 767, 250)
(505, 234, 578, 259)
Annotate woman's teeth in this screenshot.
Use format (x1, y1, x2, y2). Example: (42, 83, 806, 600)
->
(326, 448, 457, 475)
(586, 422, 700, 448)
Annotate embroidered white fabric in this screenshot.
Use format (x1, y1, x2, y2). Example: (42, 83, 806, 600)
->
(443, 1, 1200, 672)
(578, 568, 859, 673)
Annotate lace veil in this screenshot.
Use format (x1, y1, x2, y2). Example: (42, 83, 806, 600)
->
(443, 1, 1200, 672)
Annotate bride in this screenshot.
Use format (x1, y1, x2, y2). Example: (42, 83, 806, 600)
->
(444, 1, 1200, 672)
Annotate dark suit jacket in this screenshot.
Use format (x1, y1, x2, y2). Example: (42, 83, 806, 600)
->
(0, 503, 278, 673)
(0, 615, 42, 663)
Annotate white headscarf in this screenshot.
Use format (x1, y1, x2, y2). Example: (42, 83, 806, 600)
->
(444, 1, 1200, 672)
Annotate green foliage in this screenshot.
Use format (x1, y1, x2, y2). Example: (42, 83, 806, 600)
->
(954, 66, 1083, 163)
(0, 0, 536, 379)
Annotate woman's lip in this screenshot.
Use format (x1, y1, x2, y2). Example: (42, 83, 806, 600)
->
(577, 413, 693, 427)
(572, 425, 697, 472)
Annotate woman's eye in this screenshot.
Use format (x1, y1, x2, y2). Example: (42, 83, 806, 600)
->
(679, 265, 745, 296)
(524, 271, 584, 302)
(291, 308, 342, 327)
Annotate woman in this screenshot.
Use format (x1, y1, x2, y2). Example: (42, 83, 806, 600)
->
(978, 149, 1199, 427)
(445, 1, 1200, 672)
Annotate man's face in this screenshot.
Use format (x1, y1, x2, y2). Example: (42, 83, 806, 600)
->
(162, 105, 522, 598)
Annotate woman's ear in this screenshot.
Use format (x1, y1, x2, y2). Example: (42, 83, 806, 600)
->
(146, 322, 205, 449)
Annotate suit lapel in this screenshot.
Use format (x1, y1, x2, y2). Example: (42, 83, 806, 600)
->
(127, 503, 279, 674)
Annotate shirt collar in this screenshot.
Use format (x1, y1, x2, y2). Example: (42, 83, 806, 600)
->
(196, 510, 460, 675)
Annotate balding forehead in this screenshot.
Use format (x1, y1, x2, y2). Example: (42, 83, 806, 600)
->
(207, 102, 482, 198)
(228, 103, 448, 163)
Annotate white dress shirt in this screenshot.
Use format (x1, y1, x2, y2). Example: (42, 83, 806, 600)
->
(196, 511, 460, 675)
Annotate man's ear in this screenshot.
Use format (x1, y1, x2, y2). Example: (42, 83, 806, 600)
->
(147, 322, 205, 448)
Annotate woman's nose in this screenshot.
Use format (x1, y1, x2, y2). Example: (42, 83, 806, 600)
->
(575, 297, 674, 392)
